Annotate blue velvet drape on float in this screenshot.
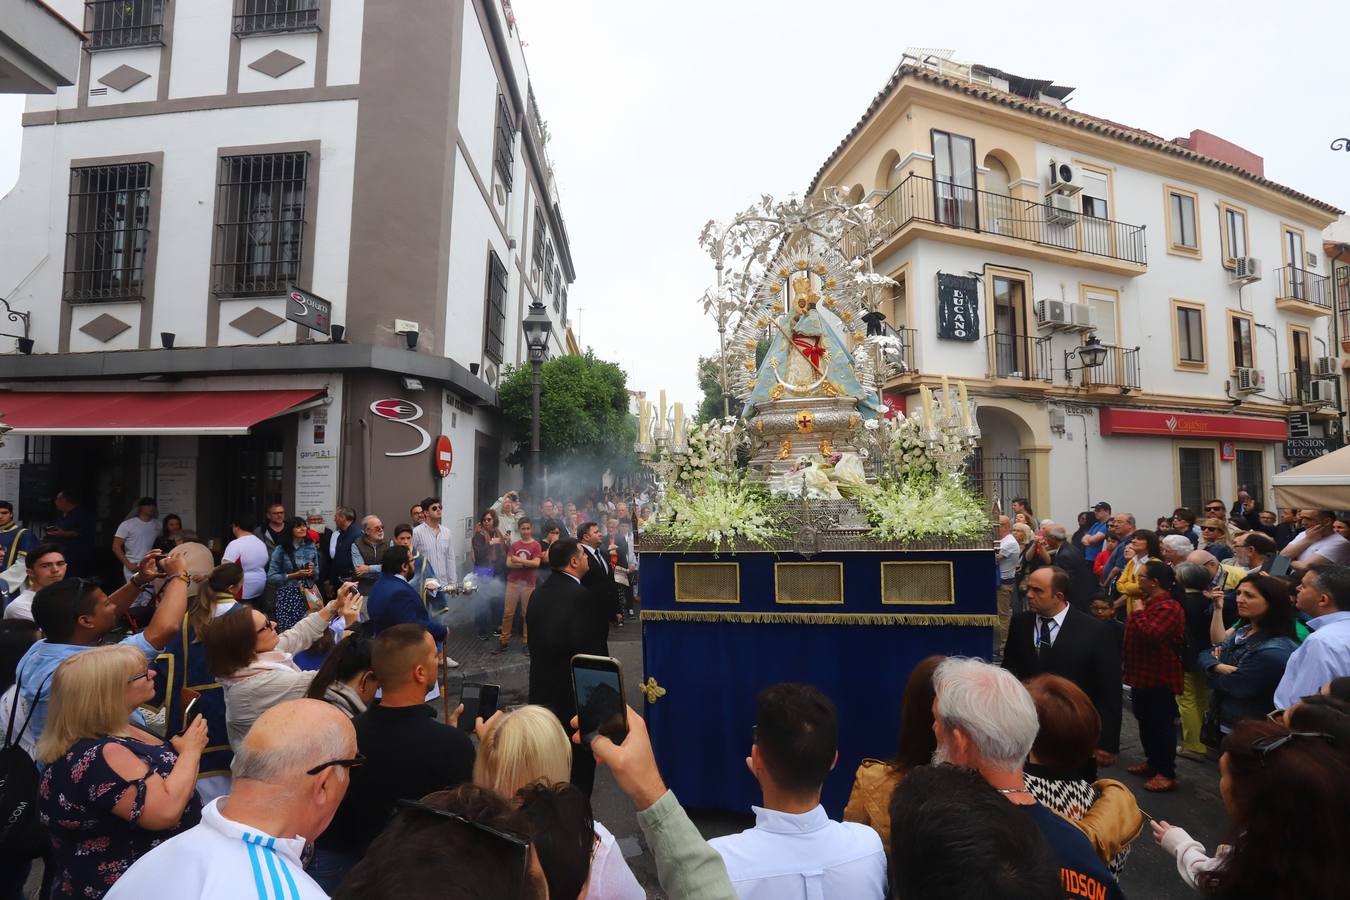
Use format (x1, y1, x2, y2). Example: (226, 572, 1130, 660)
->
(639, 549, 997, 816)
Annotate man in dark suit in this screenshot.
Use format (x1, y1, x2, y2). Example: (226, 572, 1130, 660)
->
(526, 537, 605, 795)
(577, 521, 621, 652)
(1003, 566, 1122, 768)
(1023, 522, 1095, 610)
(367, 545, 447, 642)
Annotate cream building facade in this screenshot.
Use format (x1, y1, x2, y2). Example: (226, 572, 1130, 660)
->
(812, 55, 1342, 523)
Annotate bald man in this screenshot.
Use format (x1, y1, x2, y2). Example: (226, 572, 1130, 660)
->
(995, 515, 1021, 656)
(108, 699, 356, 900)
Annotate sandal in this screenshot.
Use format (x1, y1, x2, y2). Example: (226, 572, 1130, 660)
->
(1144, 774, 1178, 792)
(1126, 762, 1154, 776)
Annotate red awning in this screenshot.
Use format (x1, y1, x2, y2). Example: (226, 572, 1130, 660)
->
(0, 389, 325, 436)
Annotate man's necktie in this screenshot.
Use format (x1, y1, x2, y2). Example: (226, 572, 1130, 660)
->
(1037, 617, 1053, 662)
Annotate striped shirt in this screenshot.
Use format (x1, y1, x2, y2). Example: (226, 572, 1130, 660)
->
(105, 797, 326, 900)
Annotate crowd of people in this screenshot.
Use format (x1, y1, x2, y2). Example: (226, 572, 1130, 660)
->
(1, 483, 1349, 899)
(0, 485, 654, 899)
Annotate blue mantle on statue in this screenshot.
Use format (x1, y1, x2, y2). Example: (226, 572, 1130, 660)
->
(638, 546, 996, 816)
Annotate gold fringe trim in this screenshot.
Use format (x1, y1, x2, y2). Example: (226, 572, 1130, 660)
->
(639, 610, 998, 626)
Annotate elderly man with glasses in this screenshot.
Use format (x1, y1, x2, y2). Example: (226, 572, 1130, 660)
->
(106, 699, 357, 900)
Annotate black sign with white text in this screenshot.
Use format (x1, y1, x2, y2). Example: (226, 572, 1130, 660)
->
(1285, 438, 1331, 461)
(286, 285, 332, 335)
(1287, 413, 1311, 439)
(937, 273, 980, 342)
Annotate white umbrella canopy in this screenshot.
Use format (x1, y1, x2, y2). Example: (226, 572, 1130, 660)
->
(1273, 444, 1350, 510)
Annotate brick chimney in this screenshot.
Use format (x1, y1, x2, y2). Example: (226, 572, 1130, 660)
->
(1171, 129, 1263, 178)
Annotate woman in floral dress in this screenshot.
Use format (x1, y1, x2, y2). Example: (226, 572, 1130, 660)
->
(36, 644, 207, 899)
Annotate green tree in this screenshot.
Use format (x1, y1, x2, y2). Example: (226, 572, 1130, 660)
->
(695, 355, 727, 424)
(499, 351, 637, 486)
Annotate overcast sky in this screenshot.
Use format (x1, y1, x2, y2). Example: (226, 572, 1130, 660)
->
(3, 0, 1345, 407)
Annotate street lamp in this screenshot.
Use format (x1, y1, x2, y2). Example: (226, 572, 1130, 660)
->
(1064, 334, 1108, 384)
(521, 299, 553, 503)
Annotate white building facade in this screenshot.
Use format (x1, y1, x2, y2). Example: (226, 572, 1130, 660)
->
(0, 0, 575, 568)
(814, 56, 1342, 524)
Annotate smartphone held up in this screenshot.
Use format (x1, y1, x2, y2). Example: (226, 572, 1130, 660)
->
(571, 654, 628, 745)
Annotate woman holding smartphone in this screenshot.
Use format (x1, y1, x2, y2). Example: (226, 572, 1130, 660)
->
(265, 517, 321, 632)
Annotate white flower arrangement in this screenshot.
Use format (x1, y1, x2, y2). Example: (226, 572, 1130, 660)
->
(857, 472, 990, 543)
(648, 479, 784, 551)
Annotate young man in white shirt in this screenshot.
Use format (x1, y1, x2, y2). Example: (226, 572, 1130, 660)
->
(222, 516, 269, 607)
(112, 496, 160, 582)
(3, 544, 66, 622)
(708, 683, 886, 900)
(106, 699, 355, 900)
(412, 495, 458, 586)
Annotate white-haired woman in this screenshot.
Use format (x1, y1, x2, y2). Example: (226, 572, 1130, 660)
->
(1160, 534, 1195, 567)
(37, 644, 209, 899)
(475, 705, 645, 899)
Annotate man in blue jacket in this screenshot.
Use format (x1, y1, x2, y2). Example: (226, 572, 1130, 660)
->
(367, 544, 447, 643)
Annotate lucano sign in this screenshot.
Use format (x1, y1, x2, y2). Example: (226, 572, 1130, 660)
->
(936, 273, 979, 342)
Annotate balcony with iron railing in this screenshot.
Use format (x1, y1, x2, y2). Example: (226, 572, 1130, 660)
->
(883, 325, 919, 376)
(1067, 344, 1141, 393)
(1274, 265, 1330, 316)
(986, 332, 1052, 383)
(233, 0, 322, 37)
(1280, 370, 1335, 408)
(842, 174, 1148, 271)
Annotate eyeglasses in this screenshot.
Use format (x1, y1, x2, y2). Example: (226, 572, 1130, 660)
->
(256, 618, 277, 634)
(306, 753, 365, 776)
(1205, 506, 1225, 512)
(396, 798, 531, 881)
(1201, 527, 1221, 533)
(127, 669, 152, 685)
(1250, 731, 1336, 764)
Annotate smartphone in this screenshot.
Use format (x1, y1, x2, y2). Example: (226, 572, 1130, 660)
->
(179, 688, 201, 736)
(572, 654, 628, 745)
(459, 682, 500, 732)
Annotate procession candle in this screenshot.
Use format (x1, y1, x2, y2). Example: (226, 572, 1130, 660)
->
(940, 374, 951, 415)
(674, 403, 685, 445)
(958, 381, 971, 428)
(638, 400, 650, 443)
(920, 385, 934, 431)
(659, 390, 667, 435)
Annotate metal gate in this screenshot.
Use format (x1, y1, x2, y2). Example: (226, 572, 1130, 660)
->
(965, 455, 1030, 513)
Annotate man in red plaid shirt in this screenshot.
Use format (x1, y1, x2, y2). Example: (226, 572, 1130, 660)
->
(1123, 559, 1185, 792)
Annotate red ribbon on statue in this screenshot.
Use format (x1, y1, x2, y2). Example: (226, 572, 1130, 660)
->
(791, 335, 825, 374)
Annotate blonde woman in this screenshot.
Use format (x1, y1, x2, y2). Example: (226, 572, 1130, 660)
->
(37, 644, 208, 899)
(475, 705, 645, 899)
(1114, 530, 1162, 615)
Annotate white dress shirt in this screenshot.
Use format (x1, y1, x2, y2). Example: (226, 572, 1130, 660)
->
(1033, 604, 1071, 650)
(997, 533, 1021, 581)
(413, 521, 459, 584)
(708, 804, 886, 900)
(1301, 533, 1350, 566)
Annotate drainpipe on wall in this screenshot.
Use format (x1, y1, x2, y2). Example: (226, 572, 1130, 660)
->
(1067, 412, 1091, 507)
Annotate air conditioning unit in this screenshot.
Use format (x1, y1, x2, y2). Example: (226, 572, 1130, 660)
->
(1044, 193, 1077, 227)
(1230, 256, 1262, 283)
(1069, 303, 1096, 331)
(1236, 367, 1265, 393)
(1315, 356, 1339, 379)
(1036, 299, 1070, 329)
(1047, 160, 1082, 195)
(1310, 380, 1336, 407)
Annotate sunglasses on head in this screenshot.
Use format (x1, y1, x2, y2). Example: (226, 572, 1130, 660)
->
(1250, 731, 1335, 764)
(396, 798, 531, 881)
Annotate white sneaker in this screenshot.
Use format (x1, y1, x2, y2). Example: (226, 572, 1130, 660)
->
(445, 657, 460, 669)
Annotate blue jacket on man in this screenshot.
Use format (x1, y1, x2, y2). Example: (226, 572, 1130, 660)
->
(368, 571, 447, 642)
(330, 522, 363, 586)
